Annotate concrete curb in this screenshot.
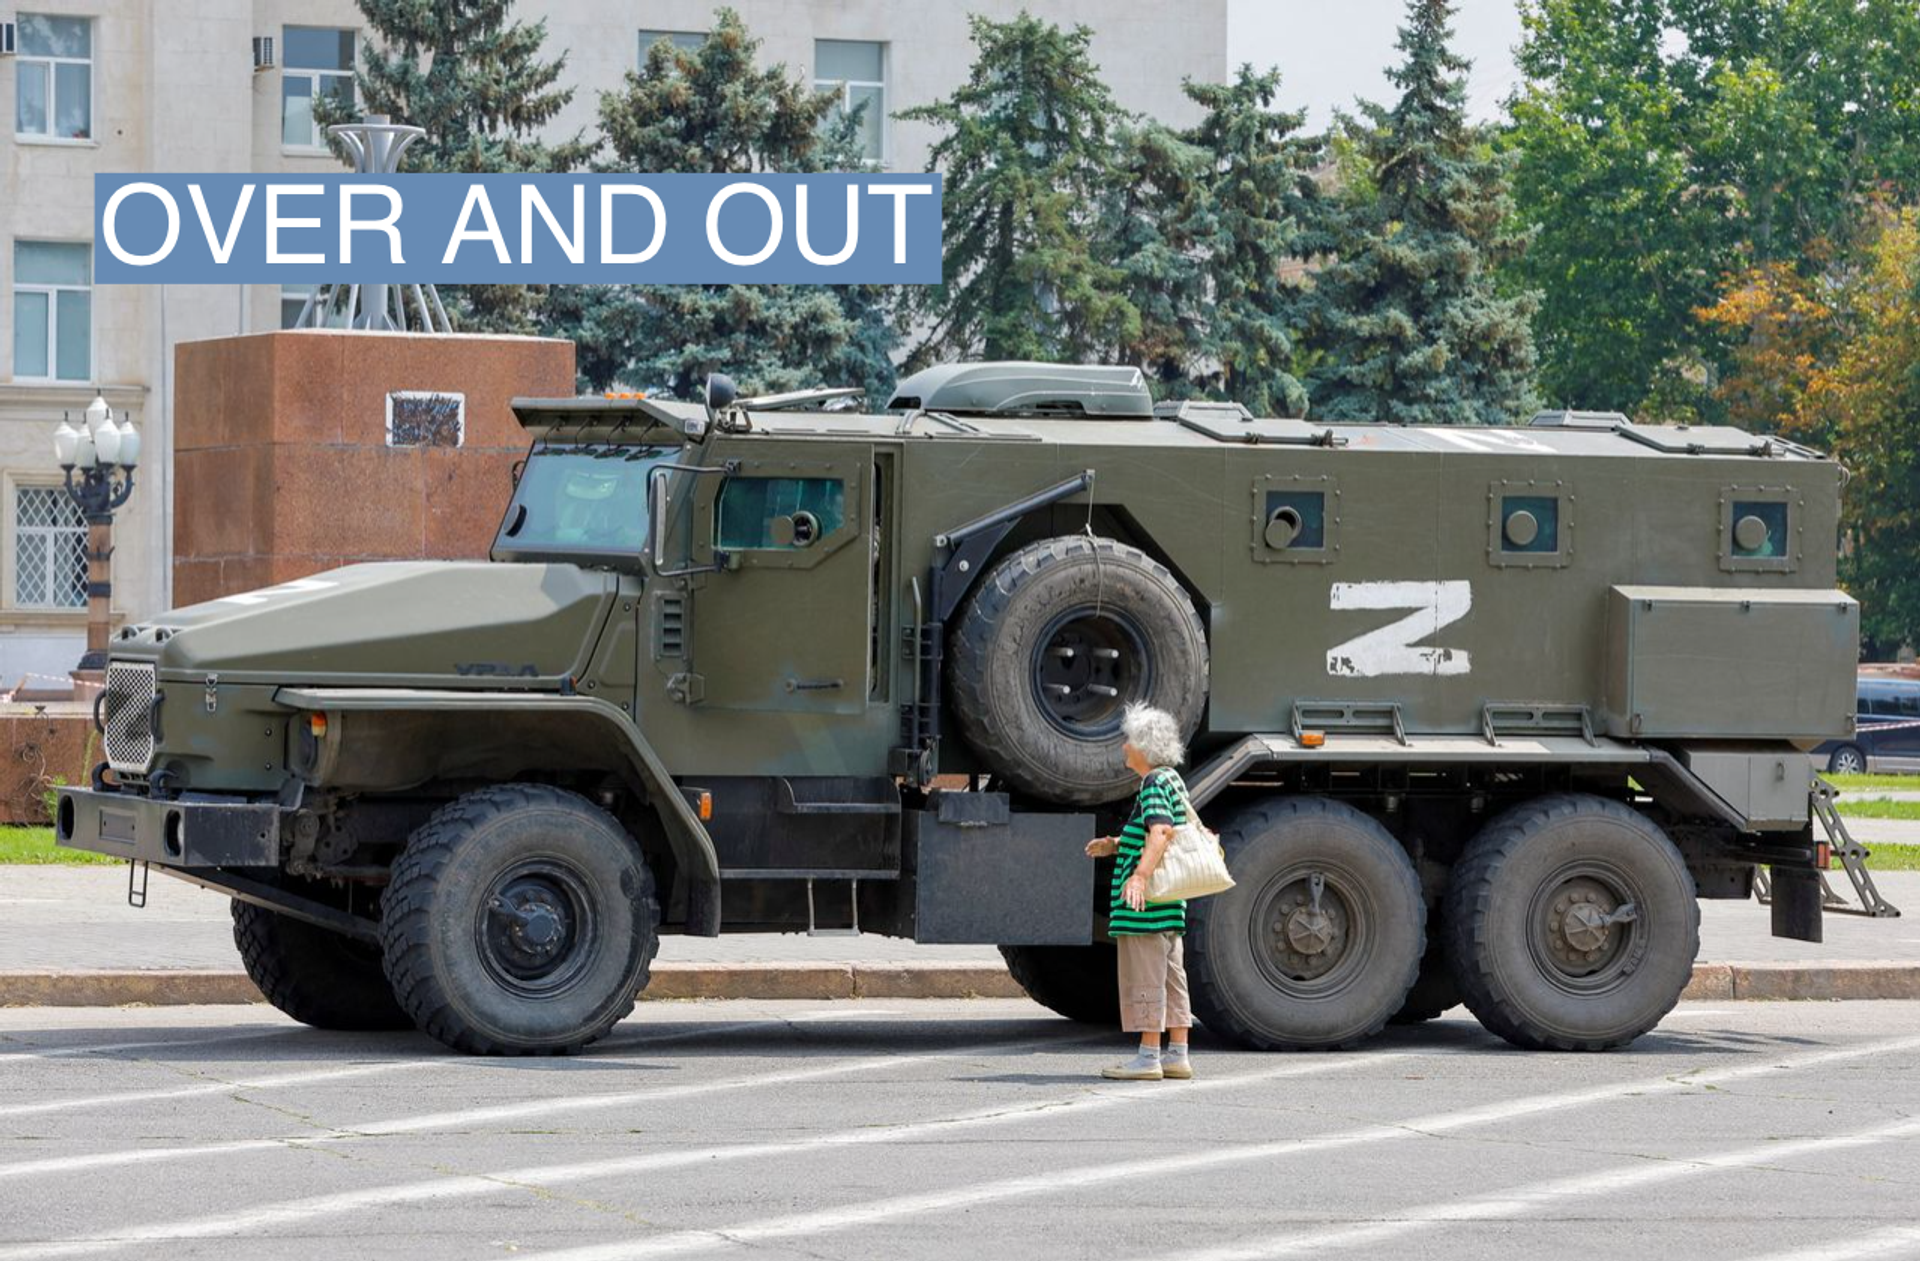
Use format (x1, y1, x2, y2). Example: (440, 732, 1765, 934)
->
(3, 961, 1915, 1009)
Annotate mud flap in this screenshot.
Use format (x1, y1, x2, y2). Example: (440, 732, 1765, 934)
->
(1769, 865, 1824, 944)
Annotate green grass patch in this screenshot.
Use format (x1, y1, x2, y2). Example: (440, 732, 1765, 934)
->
(1833, 799, 1920, 821)
(0, 826, 119, 865)
(1854, 842, 1920, 871)
(1825, 772, 1920, 792)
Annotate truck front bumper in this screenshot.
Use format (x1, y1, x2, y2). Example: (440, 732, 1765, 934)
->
(54, 786, 283, 868)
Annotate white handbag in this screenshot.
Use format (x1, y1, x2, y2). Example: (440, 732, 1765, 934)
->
(1144, 772, 1236, 902)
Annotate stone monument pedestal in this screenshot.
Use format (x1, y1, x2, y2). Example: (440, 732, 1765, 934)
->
(172, 330, 576, 606)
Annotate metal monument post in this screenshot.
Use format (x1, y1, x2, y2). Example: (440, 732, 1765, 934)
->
(291, 114, 453, 333)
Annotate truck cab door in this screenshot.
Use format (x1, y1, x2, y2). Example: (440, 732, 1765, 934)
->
(679, 445, 873, 714)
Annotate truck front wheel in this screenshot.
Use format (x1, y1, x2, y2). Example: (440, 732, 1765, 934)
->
(380, 785, 660, 1055)
(998, 944, 1120, 1024)
(1444, 794, 1698, 1052)
(1188, 797, 1425, 1050)
(232, 901, 412, 1031)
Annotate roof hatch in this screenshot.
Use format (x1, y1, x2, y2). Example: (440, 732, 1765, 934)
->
(886, 361, 1153, 418)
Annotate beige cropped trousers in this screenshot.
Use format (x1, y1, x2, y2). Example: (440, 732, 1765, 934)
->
(1116, 932, 1191, 1033)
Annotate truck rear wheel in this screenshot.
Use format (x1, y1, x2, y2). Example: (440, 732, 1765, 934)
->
(232, 901, 413, 1032)
(1188, 797, 1424, 1050)
(1445, 794, 1698, 1052)
(380, 785, 660, 1056)
(950, 535, 1208, 806)
(998, 943, 1120, 1024)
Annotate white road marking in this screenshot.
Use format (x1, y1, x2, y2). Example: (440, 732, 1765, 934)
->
(518, 1032, 1920, 1261)
(0, 1044, 1387, 1257)
(1735, 1225, 1920, 1261)
(1155, 1104, 1920, 1261)
(0, 1026, 298, 1064)
(0, 1060, 436, 1120)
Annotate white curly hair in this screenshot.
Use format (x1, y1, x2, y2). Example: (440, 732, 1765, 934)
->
(1121, 702, 1186, 769)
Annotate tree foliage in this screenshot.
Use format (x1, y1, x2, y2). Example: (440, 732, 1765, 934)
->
(1506, 0, 1920, 415)
(901, 14, 1138, 367)
(342, 0, 595, 332)
(548, 10, 899, 400)
(1308, 0, 1539, 424)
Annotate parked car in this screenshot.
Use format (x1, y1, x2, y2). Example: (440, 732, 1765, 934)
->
(1816, 674, 1920, 774)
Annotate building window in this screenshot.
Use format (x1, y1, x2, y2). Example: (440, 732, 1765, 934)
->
(814, 40, 886, 165)
(13, 486, 87, 610)
(638, 29, 707, 64)
(282, 26, 355, 148)
(13, 241, 92, 382)
(15, 14, 93, 141)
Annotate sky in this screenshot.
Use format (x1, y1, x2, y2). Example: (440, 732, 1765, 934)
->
(1227, 1, 1527, 127)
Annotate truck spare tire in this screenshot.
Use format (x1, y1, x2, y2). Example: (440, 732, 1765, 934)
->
(950, 535, 1208, 806)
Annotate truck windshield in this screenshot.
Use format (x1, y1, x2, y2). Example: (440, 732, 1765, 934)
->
(493, 448, 675, 561)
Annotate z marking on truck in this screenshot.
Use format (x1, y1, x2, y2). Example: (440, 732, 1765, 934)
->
(1328, 580, 1472, 678)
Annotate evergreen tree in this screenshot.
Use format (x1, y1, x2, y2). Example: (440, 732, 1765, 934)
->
(1184, 67, 1325, 416)
(902, 14, 1137, 367)
(1308, 0, 1539, 424)
(1107, 119, 1210, 391)
(338, 0, 595, 332)
(550, 10, 900, 400)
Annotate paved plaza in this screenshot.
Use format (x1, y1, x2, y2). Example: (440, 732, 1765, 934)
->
(0, 999, 1915, 1261)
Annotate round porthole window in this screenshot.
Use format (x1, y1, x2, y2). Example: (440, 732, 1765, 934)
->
(1503, 509, 1539, 548)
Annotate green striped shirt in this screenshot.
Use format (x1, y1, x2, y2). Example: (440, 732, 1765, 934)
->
(1108, 769, 1187, 936)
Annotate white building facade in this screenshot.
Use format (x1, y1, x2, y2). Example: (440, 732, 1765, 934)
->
(0, 0, 1227, 684)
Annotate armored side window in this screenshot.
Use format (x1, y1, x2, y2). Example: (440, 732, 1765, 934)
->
(1730, 500, 1788, 558)
(1487, 480, 1571, 568)
(1251, 474, 1338, 564)
(1719, 487, 1799, 573)
(716, 477, 846, 550)
(1264, 491, 1325, 550)
(1499, 495, 1559, 553)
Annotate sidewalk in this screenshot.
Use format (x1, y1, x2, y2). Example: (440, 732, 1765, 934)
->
(3, 846, 1917, 1006)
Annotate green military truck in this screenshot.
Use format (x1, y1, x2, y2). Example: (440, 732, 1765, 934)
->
(57, 362, 1894, 1055)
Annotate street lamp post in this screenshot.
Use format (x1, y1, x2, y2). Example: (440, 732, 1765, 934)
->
(53, 395, 140, 680)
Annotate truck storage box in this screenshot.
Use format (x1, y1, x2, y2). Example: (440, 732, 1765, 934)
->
(1603, 585, 1857, 740)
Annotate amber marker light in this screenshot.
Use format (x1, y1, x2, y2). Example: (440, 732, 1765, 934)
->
(1299, 730, 1326, 748)
(1816, 841, 1832, 870)
(696, 791, 713, 821)
(308, 714, 328, 739)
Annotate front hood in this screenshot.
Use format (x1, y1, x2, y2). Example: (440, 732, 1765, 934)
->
(118, 562, 617, 685)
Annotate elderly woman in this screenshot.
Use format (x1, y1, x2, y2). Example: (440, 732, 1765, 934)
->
(1084, 703, 1193, 1081)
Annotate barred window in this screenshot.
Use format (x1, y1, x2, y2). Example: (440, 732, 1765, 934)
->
(14, 486, 87, 609)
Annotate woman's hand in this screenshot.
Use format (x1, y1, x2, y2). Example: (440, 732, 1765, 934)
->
(1122, 874, 1149, 911)
(1085, 836, 1118, 859)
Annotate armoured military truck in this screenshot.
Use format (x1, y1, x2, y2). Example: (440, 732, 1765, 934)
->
(57, 361, 1893, 1055)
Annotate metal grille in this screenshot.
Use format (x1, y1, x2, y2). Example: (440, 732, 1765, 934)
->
(102, 662, 158, 773)
(14, 486, 86, 608)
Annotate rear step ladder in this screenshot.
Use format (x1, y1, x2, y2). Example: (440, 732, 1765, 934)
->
(1755, 782, 1901, 919)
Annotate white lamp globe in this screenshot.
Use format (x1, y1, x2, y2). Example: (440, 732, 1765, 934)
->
(115, 419, 141, 468)
(72, 426, 97, 470)
(85, 394, 110, 432)
(93, 414, 122, 465)
(53, 418, 79, 467)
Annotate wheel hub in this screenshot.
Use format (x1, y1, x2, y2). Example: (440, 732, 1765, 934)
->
(1265, 872, 1351, 982)
(481, 870, 590, 991)
(1538, 875, 1636, 978)
(1032, 610, 1144, 736)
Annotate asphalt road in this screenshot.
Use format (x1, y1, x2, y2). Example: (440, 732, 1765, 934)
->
(0, 999, 1916, 1261)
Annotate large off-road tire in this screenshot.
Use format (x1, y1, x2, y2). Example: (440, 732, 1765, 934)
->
(998, 943, 1120, 1024)
(231, 900, 413, 1032)
(1390, 938, 1462, 1025)
(1188, 797, 1424, 1050)
(380, 784, 660, 1056)
(1445, 794, 1699, 1052)
(950, 535, 1208, 806)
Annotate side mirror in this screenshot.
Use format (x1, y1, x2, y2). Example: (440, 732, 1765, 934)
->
(705, 373, 738, 426)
